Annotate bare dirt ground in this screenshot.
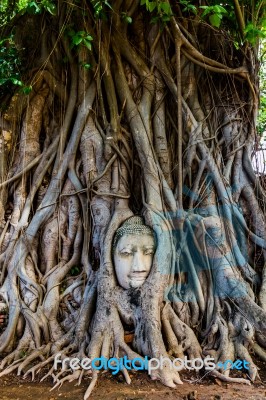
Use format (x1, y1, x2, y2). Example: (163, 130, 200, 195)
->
(0, 360, 266, 400)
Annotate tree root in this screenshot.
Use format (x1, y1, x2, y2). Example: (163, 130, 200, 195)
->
(210, 370, 251, 385)
(0, 4, 265, 400)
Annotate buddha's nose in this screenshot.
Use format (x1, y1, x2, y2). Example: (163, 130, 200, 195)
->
(131, 251, 144, 272)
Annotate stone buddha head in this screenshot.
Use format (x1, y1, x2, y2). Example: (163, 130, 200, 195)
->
(112, 216, 156, 290)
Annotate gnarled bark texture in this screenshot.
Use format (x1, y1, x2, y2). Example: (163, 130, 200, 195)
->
(0, 1, 265, 398)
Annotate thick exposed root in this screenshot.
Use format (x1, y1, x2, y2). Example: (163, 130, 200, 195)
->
(0, 2, 266, 399)
(210, 370, 251, 385)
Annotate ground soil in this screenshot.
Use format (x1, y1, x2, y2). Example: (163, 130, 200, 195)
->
(0, 360, 265, 400)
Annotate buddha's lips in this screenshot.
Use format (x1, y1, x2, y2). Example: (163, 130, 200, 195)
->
(129, 274, 147, 281)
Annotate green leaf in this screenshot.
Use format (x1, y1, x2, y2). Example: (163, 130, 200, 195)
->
(46, 5, 56, 14)
(121, 12, 132, 23)
(201, 10, 209, 18)
(22, 85, 32, 94)
(148, 2, 157, 12)
(104, 0, 112, 9)
(27, 1, 42, 14)
(72, 36, 83, 45)
(244, 22, 266, 44)
(209, 13, 222, 28)
(161, 14, 171, 22)
(125, 16, 132, 23)
(83, 39, 92, 50)
(42, 0, 56, 15)
(185, 4, 197, 14)
(160, 2, 171, 15)
(10, 77, 23, 86)
(213, 5, 227, 15)
(82, 63, 91, 70)
(233, 41, 240, 50)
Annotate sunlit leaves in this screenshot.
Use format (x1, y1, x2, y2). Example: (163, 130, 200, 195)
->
(244, 22, 266, 45)
(0, 0, 57, 26)
(40, 0, 56, 14)
(0, 0, 8, 13)
(20, 0, 56, 14)
(24, 1, 42, 14)
(200, 5, 228, 28)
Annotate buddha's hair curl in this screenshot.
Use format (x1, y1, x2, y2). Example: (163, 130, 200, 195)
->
(112, 216, 155, 251)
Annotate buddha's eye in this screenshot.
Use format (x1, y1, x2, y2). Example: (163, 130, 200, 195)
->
(120, 251, 133, 256)
(144, 249, 154, 255)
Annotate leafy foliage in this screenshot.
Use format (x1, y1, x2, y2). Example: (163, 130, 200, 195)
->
(179, 0, 197, 15)
(68, 30, 93, 50)
(258, 94, 266, 136)
(0, 35, 32, 97)
(0, 0, 265, 108)
(0, 0, 56, 26)
(21, 0, 56, 15)
(0, 35, 23, 95)
(90, 0, 112, 19)
(258, 39, 266, 135)
(200, 5, 228, 28)
(140, 0, 172, 24)
(0, 0, 57, 95)
(244, 21, 266, 45)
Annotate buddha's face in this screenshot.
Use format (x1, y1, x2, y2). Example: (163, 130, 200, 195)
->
(114, 233, 155, 289)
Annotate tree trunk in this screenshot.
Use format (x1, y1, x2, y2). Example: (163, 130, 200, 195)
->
(0, 1, 265, 398)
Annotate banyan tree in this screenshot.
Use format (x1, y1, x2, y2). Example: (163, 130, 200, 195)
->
(0, 0, 266, 398)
